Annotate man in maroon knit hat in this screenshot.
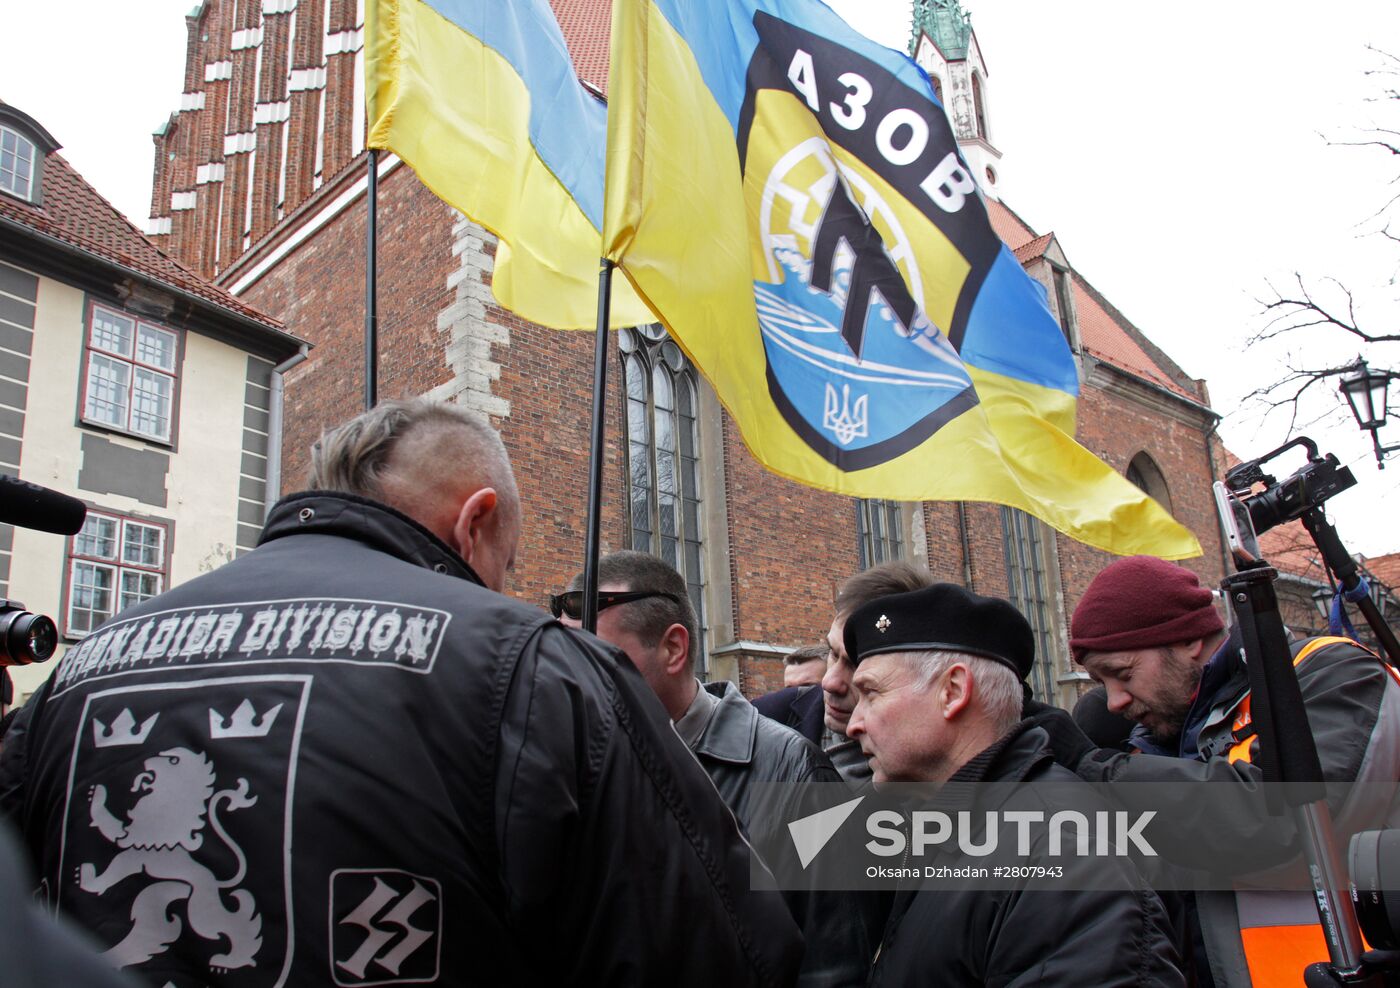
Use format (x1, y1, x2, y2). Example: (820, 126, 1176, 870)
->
(1063, 555, 1400, 988)
(1071, 555, 1226, 753)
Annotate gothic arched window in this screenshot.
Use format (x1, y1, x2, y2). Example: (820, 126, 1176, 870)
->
(1126, 452, 1173, 515)
(620, 325, 707, 638)
(971, 73, 989, 140)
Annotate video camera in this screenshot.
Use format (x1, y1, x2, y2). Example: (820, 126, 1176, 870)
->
(1224, 436, 1356, 537)
(1215, 438, 1400, 985)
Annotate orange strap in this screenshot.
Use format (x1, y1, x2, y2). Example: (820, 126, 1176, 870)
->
(1227, 637, 1384, 765)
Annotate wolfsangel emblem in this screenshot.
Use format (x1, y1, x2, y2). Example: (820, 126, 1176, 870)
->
(59, 676, 310, 988)
(738, 12, 1004, 470)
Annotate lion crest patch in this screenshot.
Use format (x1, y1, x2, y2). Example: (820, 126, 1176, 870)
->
(60, 676, 310, 988)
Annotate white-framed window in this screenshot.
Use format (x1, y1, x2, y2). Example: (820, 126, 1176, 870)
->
(856, 499, 906, 569)
(0, 126, 36, 201)
(82, 303, 179, 443)
(66, 511, 168, 637)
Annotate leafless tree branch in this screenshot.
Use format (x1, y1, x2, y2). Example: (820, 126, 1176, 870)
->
(1244, 50, 1399, 427)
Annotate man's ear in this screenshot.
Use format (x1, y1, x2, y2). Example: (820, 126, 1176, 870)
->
(941, 663, 973, 721)
(661, 623, 690, 676)
(450, 487, 499, 564)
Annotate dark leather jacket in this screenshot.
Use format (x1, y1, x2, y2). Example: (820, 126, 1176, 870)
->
(751, 684, 872, 787)
(691, 681, 879, 986)
(695, 680, 838, 822)
(0, 492, 802, 987)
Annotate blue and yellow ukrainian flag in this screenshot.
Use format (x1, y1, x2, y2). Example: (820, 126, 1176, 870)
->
(364, 0, 650, 329)
(604, 0, 1200, 558)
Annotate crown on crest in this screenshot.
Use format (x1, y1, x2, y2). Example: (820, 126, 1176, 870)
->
(92, 709, 159, 748)
(209, 699, 282, 740)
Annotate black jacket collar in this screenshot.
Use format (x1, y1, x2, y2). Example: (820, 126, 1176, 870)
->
(260, 491, 486, 588)
(694, 680, 758, 764)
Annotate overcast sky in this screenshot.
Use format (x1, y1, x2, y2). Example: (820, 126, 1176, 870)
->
(827, 0, 1400, 559)
(2, 0, 1398, 558)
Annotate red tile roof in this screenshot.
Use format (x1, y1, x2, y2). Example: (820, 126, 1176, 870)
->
(0, 151, 286, 334)
(985, 199, 1202, 404)
(1363, 552, 1400, 591)
(1256, 525, 1400, 599)
(1012, 231, 1053, 264)
(986, 198, 1036, 249)
(1257, 520, 1329, 584)
(550, 0, 612, 94)
(1071, 277, 1199, 400)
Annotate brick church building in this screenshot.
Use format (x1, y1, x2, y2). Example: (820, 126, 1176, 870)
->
(145, 0, 1230, 708)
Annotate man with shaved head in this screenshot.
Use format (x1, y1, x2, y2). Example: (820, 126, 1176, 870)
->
(0, 399, 801, 987)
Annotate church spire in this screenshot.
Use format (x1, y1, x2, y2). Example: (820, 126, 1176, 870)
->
(910, 0, 973, 60)
(908, 0, 1002, 200)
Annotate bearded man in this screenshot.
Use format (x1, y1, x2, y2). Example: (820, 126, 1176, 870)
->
(1065, 554, 1400, 987)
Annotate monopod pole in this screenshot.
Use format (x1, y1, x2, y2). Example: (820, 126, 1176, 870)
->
(1300, 508, 1400, 665)
(1223, 563, 1371, 983)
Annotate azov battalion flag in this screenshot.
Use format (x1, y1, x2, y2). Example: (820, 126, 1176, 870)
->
(603, 0, 1199, 557)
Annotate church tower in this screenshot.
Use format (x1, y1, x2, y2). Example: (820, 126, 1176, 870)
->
(909, 0, 1001, 201)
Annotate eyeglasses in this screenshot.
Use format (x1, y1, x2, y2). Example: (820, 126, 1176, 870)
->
(548, 589, 681, 621)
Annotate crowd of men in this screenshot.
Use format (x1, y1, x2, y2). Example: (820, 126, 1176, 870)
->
(0, 397, 1397, 987)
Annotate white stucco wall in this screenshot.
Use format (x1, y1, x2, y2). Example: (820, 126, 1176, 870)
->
(6, 268, 256, 703)
(164, 331, 249, 584)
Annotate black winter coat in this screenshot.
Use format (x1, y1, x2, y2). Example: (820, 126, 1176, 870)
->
(0, 492, 802, 987)
(870, 723, 1185, 988)
(753, 683, 825, 745)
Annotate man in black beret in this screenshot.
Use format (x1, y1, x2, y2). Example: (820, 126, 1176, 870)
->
(844, 584, 1032, 786)
(843, 584, 1184, 987)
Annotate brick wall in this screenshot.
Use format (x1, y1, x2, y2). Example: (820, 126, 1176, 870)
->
(492, 318, 629, 610)
(1068, 363, 1226, 587)
(741, 657, 788, 698)
(236, 164, 458, 496)
(723, 416, 860, 649)
(149, 0, 356, 277)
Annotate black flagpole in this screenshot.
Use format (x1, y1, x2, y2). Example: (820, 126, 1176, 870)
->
(365, 149, 379, 410)
(581, 258, 614, 633)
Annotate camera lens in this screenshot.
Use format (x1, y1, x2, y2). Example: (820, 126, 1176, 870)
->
(0, 610, 57, 666)
(1244, 487, 1285, 536)
(1350, 829, 1400, 950)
